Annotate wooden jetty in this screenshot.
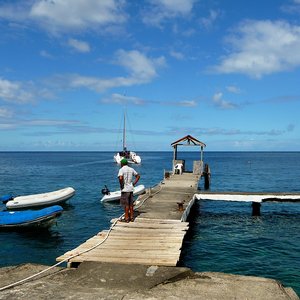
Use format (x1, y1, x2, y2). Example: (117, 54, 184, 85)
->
(57, 135, 205, 268)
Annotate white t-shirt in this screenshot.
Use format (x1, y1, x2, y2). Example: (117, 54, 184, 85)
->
(118, 165, 138, 192)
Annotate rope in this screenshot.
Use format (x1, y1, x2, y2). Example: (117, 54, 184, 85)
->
(0, 215, 122, 292)
(0, 183, 163, 292)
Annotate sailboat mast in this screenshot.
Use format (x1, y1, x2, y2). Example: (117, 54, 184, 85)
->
(123, 113, 126, 151)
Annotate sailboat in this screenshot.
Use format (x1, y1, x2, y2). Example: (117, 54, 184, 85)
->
(113, 113, 141, 164)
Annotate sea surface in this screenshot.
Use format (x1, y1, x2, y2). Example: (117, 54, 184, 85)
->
(0, 151, 299, 295)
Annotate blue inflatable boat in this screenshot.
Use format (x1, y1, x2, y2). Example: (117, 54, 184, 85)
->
(0, 205, 63, 229)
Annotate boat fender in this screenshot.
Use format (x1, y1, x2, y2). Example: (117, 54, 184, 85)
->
(101, 185, 110, 195)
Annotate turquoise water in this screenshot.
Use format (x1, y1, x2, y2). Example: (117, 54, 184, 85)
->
(0, 151, 299, 295)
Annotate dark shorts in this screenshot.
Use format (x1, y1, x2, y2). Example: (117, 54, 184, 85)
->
(120, 192, 134, 207)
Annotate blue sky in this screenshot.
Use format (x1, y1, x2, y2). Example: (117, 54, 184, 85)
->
(0, 0, 300, 151)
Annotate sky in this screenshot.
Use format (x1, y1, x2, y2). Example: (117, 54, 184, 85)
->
(1, 0, 300, 151)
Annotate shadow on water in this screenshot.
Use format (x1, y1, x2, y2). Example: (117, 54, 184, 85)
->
(0, 224, 65, 267)
(60, 203, 75, 211)
(0, 225, 64, 244)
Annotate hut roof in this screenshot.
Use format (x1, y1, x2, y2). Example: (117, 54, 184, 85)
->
(171, 135, 206, 148)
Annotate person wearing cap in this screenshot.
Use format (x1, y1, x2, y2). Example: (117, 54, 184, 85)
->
(118, 158, 140, 222)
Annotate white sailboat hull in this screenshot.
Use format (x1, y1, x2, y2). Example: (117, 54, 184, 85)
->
(114, 151, 141, 164)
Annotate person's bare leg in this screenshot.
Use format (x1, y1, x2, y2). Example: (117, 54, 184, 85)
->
(125, 206, 130, 222)
(130, 205, 134, 221)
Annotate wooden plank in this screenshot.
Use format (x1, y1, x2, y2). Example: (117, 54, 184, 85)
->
(69, 237, 184, 246)
(64, 256, 178, 266)
(108, 234, 186, 239)
(65, 244, 183, 252)
(79, 239, 184, 245)
(111, 227, 187, 234)
(114, 222, 188, 229)
(134, 217, 187, 224)
(112, 218, 188, 224)
(64, 253, 181, 261)
(73, 250, 181, 258)
(58, 250, 181, 260)
(108, 230, 186, 236)
(109, 230, 186, 236)
(57, 255, 178, 266)
(57, 238, 184, 254)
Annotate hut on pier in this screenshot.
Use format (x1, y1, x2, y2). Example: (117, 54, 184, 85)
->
(171, 135, 206, 175)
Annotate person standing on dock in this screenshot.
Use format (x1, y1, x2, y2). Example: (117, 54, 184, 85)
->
(118, 158, 140, 222)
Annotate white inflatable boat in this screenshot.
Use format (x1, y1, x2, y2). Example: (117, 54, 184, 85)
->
(100, 184, 145, 203)
(6, 187, 75, 209)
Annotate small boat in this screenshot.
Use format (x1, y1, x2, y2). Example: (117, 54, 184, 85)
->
(100, 184, 145, 202)
(5, 187, 75, 210)
(113, 112, 141, 164)
(0, 205, 63, 229)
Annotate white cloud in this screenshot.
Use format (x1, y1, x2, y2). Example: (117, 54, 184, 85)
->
(40, 50, 54, 59)
(151, 0, 195, 14)
(226, 85, 241, 94)
(63, 50, 165, 92)
(212, 92, 237, 109)
(0, 107, 13, 118)
(0, 0, 127, 33)
(30, 0, 126, 32)
(168, 126, 288, 137)
(200, 9, 220, 29)
(101, 93, 146, 105)
(281, 1, 300, 14)
(214, 20, 300, 78)
(100, 93, 197, 107)
(143, 0, 195, 26)
(0, 2, 30, 21)
(24, 119, 80, 126)
(115, 49, 165, 80)
(170, 50, 185, 60)
(0, 78, 35, 104)
(68, 38, 90, 53)
(177, 100, 197, 107)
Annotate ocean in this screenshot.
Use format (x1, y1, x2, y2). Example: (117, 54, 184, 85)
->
(0, 151, 299, 295)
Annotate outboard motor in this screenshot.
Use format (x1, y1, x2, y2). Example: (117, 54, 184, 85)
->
(101, 185, 110, 195)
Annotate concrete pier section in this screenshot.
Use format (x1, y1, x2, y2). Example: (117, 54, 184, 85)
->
(0, 262, 298, 300)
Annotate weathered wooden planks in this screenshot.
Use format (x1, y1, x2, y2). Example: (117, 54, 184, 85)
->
(56, 172, 200, 267)
(56, 218, 189, 266)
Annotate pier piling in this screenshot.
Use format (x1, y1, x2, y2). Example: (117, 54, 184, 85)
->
(252, 202, 261, 216)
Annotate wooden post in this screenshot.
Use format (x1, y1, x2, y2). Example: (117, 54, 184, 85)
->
(200, 145, 203, 162)
(252, 202, 261, 216)
(203, 163, 210, 190)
